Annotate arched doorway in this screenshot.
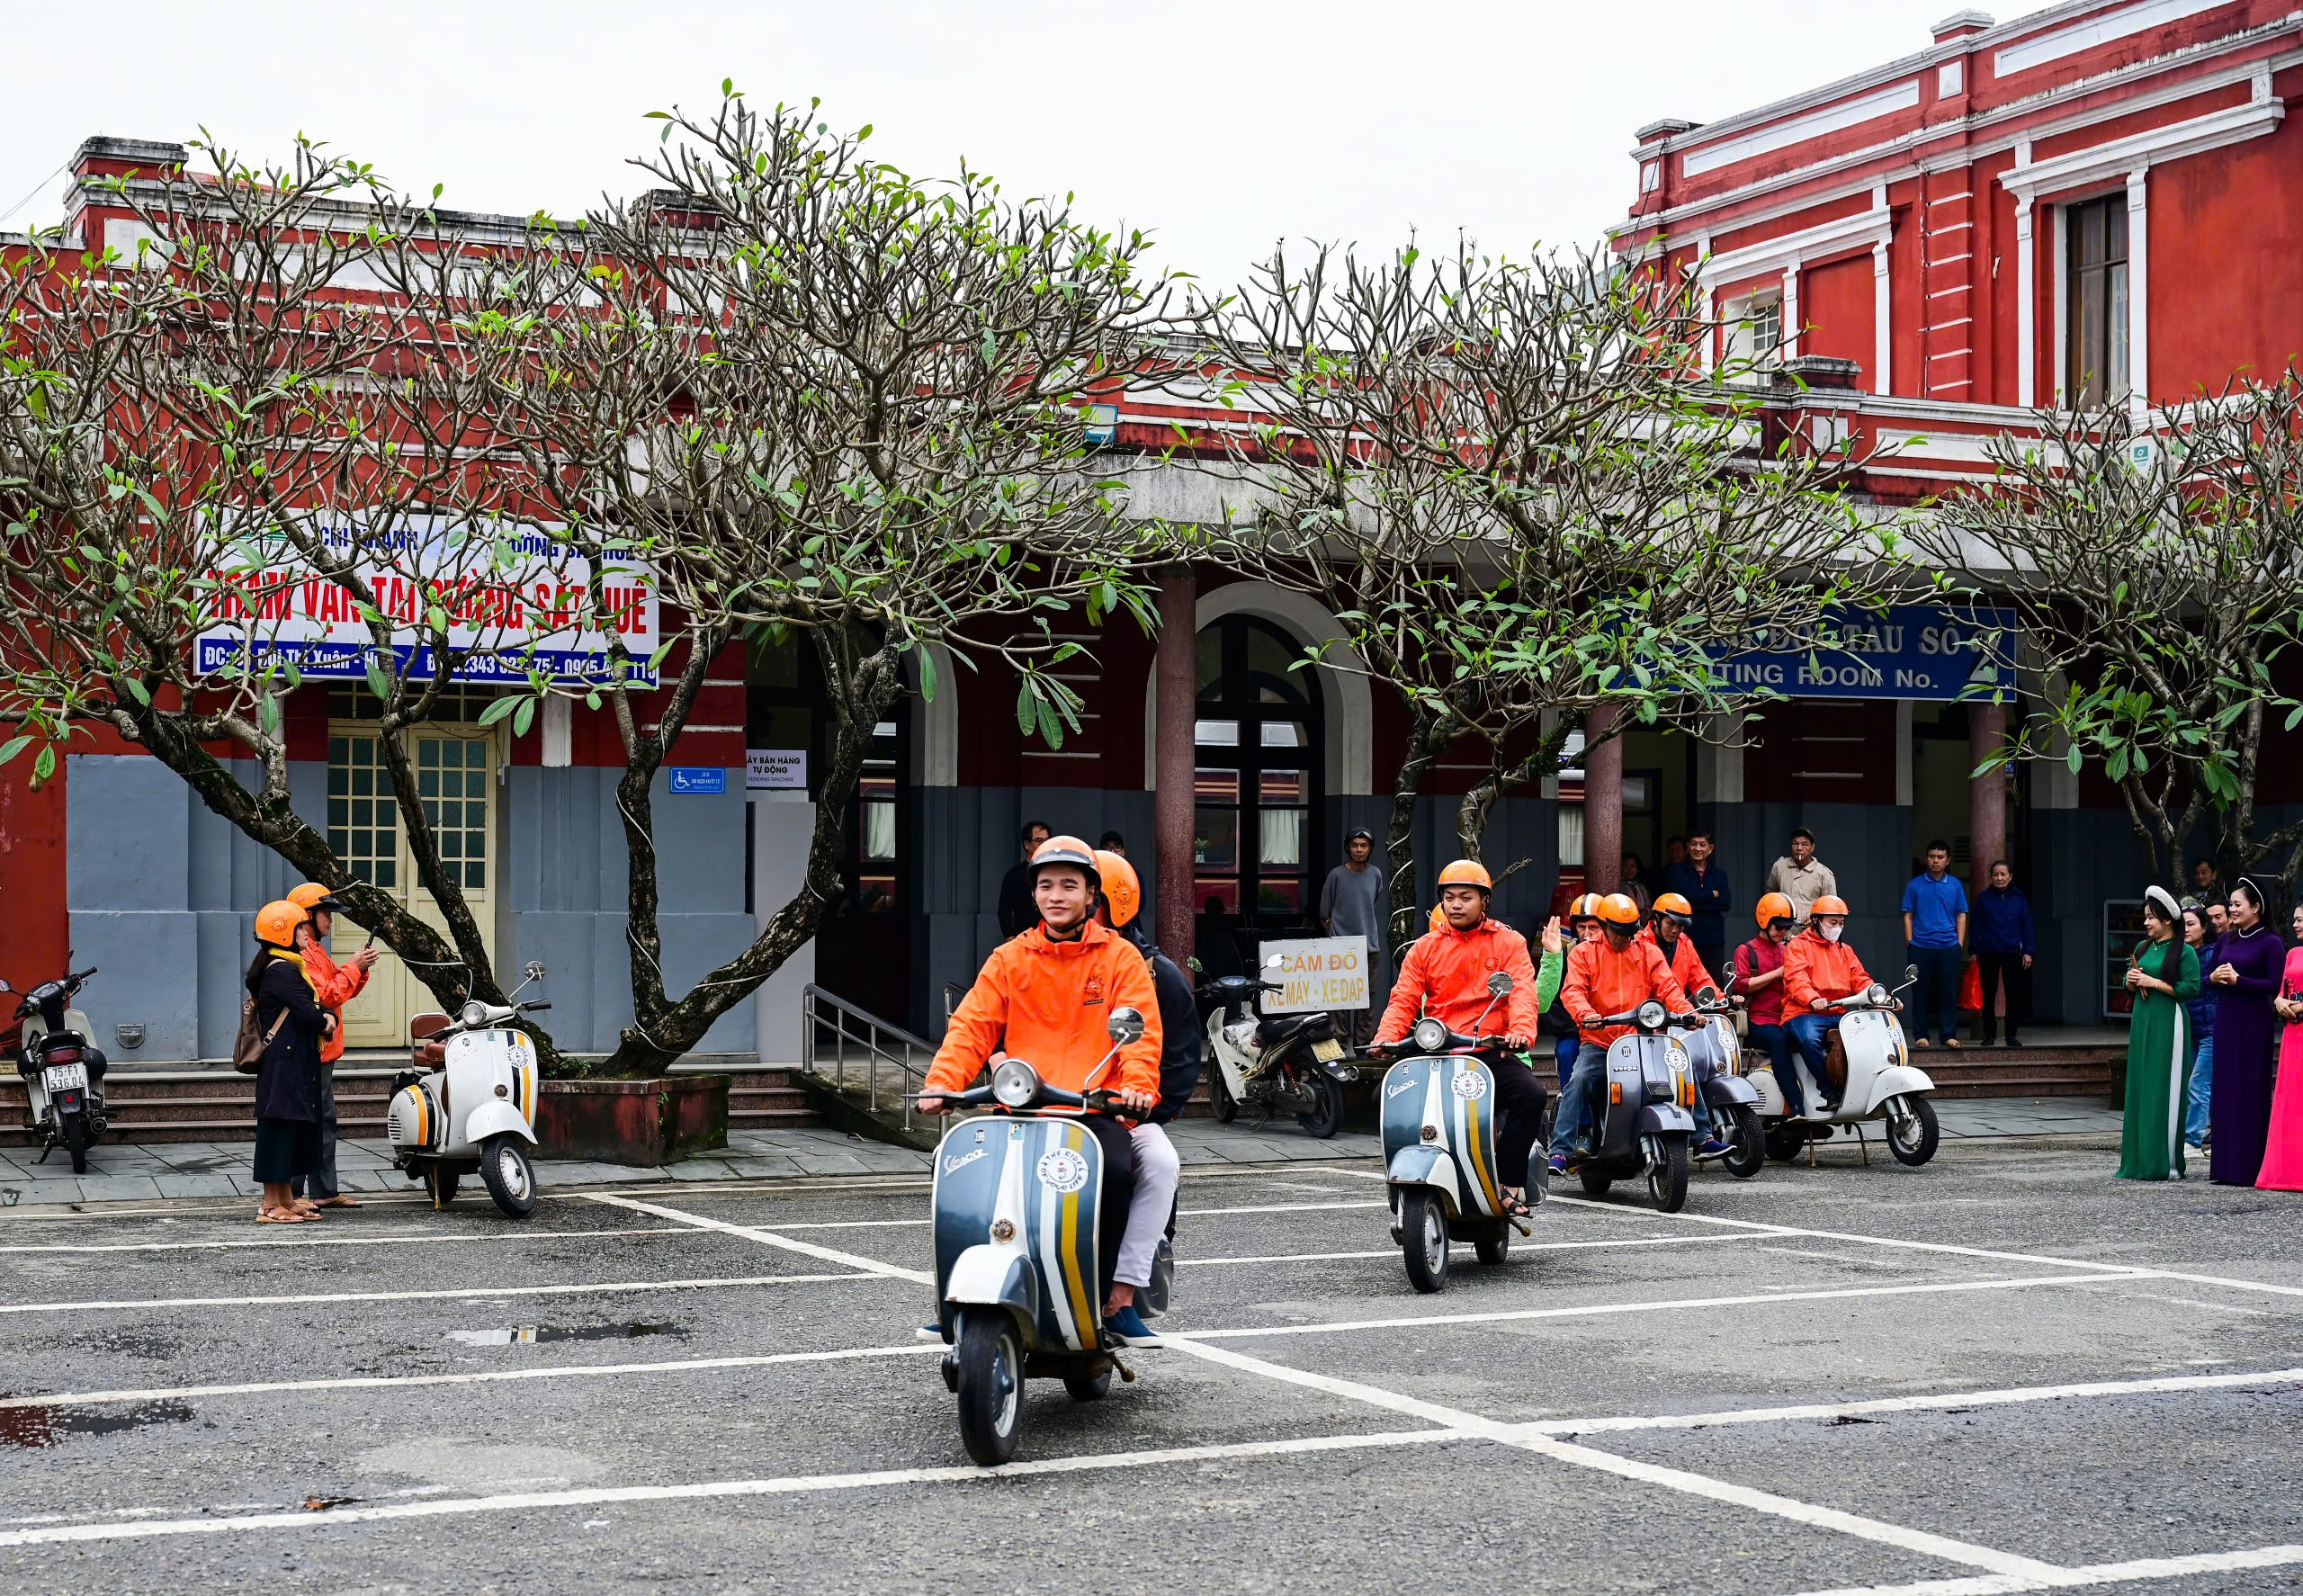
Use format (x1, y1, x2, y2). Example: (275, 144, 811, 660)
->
(1192, 615, 1325, 975)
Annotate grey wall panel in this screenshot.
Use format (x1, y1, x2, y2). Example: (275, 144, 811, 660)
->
(194, 910, 254, 1060)
(64, 910, 199, 1061)
(67, 756, 189, 912)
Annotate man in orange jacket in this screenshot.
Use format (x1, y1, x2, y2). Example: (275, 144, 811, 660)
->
(1548, 891, 1721, 1172)
(1644, 891, 1735, 1086)
(286, 883, 380, 1210)
(1782, 894, 1890, 1115)
(920, 836, 1163, 1343)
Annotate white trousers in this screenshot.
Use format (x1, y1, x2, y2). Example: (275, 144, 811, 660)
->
(1116, 1122, 1181, 1289)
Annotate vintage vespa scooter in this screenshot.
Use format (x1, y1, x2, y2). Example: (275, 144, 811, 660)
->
(1753, 964, 1940, 1166)
(1571, 999, 1707, 1212)
(2, 967, 109, 1174)
(386, 962, 551, 1217)
(924, 1008, 1173, 1466)
(1686, 981, 1767, 1179)
(1376, 971, 1541, 1294)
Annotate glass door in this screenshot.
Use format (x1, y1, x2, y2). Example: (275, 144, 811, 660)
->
(1191, 618, 1323, 973)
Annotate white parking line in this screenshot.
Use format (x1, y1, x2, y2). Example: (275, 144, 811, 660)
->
(1794, 1543, 2303, 1594)
(0, 1272, 880, 1315)
(0, 1226, 698, 1255)
(1182, 1233, 1760, 1268)
(579, 1193, 934, 1284)
(1163, 1336, 2068, 1584)
(0, 1429, 1473, 1549)
(650, 1199, 1386, 1233)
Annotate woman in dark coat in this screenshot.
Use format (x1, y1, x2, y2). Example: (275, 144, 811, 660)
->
(248, 899, 335, 1224)
(2206, 877, 2284, 1186)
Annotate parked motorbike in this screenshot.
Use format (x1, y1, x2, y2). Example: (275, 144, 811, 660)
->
(386, 962, 550, 1217)
(1751, 965, 1940, 1167)
(1376, 971, 1542, 1294)
(1197, 953, 1353, 1138)
(2, 967, 109, 1174)
(1571, 999, 1706, 1212)
(1686, 985, 1766, 1179)
(923, 1007, 1171, 1466)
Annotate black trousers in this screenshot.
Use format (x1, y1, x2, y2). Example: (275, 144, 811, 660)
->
(1975, 952, 2030, 1042)
(1080, 1115, 1137, 1302)
(1491, 1057, 1549, 1188)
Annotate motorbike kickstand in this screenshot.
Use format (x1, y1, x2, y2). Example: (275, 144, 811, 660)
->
(1508, 1215, 1534, 1238)
(1110, 1352, 1137, 1384)
(35, 1140, 53, 1165)
(1856, 1124, 1869, 1166)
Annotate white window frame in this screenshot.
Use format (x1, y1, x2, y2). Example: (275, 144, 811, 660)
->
(1723, 289, 1785, 381)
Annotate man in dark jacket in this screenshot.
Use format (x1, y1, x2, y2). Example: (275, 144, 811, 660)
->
(1659, 830, 1733, 980)
(1969, 859, 2037, 1047)
(995, 820, 1053, 938)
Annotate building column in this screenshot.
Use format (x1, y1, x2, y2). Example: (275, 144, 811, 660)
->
(1969, 700, 2008, 891)
(2014, 195, 2034, 408)
(1780, 266, 1801, 362)
(1153, 566, 1196, 960)
(1584, 704, 1623, 894)
(2125, 168, 2149, 417)
(1872, 240, 1892, 396)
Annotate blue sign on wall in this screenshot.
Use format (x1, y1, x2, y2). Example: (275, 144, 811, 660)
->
(1712, 605, 2018, 702)
(667, 767, 728, 794)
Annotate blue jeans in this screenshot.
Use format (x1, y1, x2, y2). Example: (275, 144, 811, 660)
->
(2184, 1034, 2214, 1145)
(1748, 1022, 1800, 1112)
(1909, 945, 1964, 1045)
(1554, 1034, 1579, 1091)
(1788, 1013, 1843, 1106)
(1549, 1042, 1608, 1158)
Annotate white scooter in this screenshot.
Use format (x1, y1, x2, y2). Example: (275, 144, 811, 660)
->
(386, 962, 551, 1216)
(3, 967, 110, 1174)
(1753, 964, 1940, 1167)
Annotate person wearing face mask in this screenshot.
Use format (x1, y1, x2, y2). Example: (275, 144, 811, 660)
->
(1782, 895, 1877, 1116)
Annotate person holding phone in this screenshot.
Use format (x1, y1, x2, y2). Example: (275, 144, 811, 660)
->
(283, 883, 381, 1210)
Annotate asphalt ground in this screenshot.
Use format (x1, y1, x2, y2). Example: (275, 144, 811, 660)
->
(2, 1135, 2299, 1594)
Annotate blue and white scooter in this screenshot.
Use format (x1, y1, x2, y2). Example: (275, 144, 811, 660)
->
(923, 1007, 1172, 1466)
(1376, 972, 1541, 1294)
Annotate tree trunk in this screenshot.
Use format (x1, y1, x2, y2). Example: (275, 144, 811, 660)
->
(1384, 705, 1456, 957)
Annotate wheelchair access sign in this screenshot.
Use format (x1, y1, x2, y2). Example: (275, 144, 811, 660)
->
(1261, 937, 1370, 1014)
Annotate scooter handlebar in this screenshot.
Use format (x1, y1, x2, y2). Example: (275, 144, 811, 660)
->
(518, 1000, 551, 1013)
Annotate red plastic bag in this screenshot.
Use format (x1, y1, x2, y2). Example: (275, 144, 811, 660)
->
(1958, 955, 1983, 1012)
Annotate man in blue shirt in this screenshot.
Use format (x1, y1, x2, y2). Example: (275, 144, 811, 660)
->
(1902, 840, 1969, 1048)
(1969, 859, 2037, 1047)
(1659, 829, 1734, 983)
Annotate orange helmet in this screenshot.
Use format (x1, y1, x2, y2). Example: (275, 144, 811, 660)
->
(1429, 902, 1448, 933)
(1808, 894, 1850, 918)
(1596, 892, 1642, 928)
(1755, 892, 1795, 929)
(1652, 892, 1695, 924)
(1030, 834, 1101, 885)
(1093, 849, 1141, 928)
(255, 900, 309, 949)
(1567, 892, 1603, 923)
(1436, 859, 1493, 892)
(288, 883, 352, 914)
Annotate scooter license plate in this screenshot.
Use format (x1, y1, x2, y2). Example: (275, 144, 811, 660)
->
(1311, 1038, 1345, 1063)
(41, 1062, 87, 1094)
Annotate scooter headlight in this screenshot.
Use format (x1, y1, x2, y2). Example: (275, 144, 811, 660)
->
(1635, 1000, 1666, 1032)
(1412, 1018, 1448, 1054)
(990, 1057, 1042, 1109)
(461, 1000, 491, 1028)
(1867, 983, 1889, 1007)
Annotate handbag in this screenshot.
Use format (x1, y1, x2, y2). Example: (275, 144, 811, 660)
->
(1958, 956, 1982, 1013)
(231, 995, 288, 1075)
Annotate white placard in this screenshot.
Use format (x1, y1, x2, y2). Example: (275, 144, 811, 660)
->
(747, 749, 807, 790)
(1259, 936, 1369, 1013)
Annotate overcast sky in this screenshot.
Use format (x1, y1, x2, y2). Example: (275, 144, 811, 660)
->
(4, 1, 2058, 283)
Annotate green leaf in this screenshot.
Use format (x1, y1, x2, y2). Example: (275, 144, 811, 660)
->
(2067, 743, 2083, 775)
(260, 696, 281, 736)
(0, 735, 30, 767)
(1015, 683, 1036, 736)
(365, 658, 391, 701)
(32, 744, 55, 784)
(916, 645, 938, 702)
(477, 695, 524, 727)
(513, 698, 536, 738)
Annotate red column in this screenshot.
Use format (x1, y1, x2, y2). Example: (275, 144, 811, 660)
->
(1969, 700, 2007, 892)
(1154, 567, 1196, 960)
(1584, 704, 1623, 894)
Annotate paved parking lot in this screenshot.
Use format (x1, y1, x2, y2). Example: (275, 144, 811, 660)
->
(2, 1131, 2297, 1593)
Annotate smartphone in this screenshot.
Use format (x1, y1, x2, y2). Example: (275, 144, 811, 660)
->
(364, 929, 378, 949)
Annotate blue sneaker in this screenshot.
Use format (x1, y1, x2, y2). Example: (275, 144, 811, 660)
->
(914, 1320, 944, 1342)
(1546, 1152, 1569, 1178)
(1101, 1304, 1163, 1349)
(1692, 1135, 1733, 1161)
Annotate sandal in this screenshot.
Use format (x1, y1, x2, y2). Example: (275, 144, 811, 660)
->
(1500, 1190, 1535, 1218)
(255, 1208, 310, 1224)
(314, 1196, 361, 1208)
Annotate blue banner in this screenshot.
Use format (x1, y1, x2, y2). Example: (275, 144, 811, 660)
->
(194, 637, 658, 688)
(1712, 605, 2017, 702)
(667, 767, 728, 794)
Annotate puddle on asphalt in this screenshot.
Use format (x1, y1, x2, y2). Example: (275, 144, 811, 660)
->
(0, 1401, 193, 1448)
(446, 1322, 687, 1347)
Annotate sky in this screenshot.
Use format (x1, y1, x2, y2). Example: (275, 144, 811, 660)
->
(1, 0, 2061, 287)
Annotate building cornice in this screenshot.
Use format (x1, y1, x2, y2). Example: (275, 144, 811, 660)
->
(2001, 69, 2284, 199)
(1696, 202, 1893, 287)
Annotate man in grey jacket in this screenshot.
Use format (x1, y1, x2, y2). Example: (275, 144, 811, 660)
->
(1320, 827, 1384, 1045)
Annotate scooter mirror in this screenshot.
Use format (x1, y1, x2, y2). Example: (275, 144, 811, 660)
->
(0, 979, 10, 993)
(1264, 953, 1286, 971)
(1904, 964, 1919, 986)
(524, 961, 546, 982)
(1107, 1006, 1146, 1045)
(1486, 972, 1514, 997)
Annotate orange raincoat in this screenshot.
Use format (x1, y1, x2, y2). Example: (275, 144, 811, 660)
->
(300, 937, 369, 1065)
(1562, 936, 1693, 1048)
(927, 921, 1162, 1102)
(1374, 919, 1544, 1045)
(1782, 928, 1876, 1014)
(1640, 925, 1717, 1001)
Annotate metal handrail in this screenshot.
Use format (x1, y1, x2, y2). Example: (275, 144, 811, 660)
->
(800, 983, 946, 1136)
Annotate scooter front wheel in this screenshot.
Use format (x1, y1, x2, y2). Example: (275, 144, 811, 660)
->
(1206, 1063, 1240, 1124)
(954, 1308, 1025, 1465)
(1886, 1095, 1940, 1167)
(1721, 1105, 1766, 1179)
(1646, 1133, 1690, 1213)
(479, 1134, 540, 1218)
(1400, 1188, 1449, 1294)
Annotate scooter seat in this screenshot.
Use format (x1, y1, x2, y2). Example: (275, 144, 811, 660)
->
(410, 1011, 451, 1071)
(1256, 1012, 1333, 1047)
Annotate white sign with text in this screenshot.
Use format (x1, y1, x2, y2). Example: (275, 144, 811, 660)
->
(747, 749, 807, 790)
(1260, 937, 1370, 1013)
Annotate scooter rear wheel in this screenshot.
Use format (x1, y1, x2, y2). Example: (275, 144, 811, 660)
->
(954, 1308, 1025, 1465)
(1296, 1071, 1345, 1140)
(426, 1166, 460, 1207)
(1063, 1367, 1113, 1403)
(1721, 1105, 1766, 1179)
(1578, 1171, 1614, 1197)
(1646, 1133, 1690, 1213)
(1472, 1224, 1510, 1266)
(479, 1134, 540, 1218)
(63, 1112, 90, 1176)
(1886, 1095, 1940, 1167)
(1400, 1188, 1449, 1294)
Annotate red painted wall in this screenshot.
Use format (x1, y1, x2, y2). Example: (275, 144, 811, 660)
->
(0, 762, 68, 982)
(1800, 255, 1875, 371)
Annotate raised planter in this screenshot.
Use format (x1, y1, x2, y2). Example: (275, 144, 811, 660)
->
(537, 1075, 730, 1167)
